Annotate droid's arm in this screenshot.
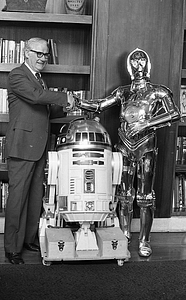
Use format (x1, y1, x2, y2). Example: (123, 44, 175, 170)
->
(147, 86, 180, 128)
(126, 86, 180, 138)
(74, 86, 124, 113)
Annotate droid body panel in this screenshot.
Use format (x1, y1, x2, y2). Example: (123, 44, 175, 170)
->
(56, 119, 113, 223)
(75, 48, 180, 257)
(39, 118, 130, 265)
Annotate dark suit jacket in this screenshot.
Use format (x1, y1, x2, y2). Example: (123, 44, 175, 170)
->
(6, 63, 68, 161)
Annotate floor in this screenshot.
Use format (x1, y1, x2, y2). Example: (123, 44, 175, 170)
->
(1, 232, 186, 265)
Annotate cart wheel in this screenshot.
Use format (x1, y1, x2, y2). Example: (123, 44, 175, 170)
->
(42, 259, 51, 266)
(117, 259, 124, 266)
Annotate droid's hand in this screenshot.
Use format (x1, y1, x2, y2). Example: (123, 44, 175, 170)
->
(126, 121, 149, 137)
(115, 88, 125, 102)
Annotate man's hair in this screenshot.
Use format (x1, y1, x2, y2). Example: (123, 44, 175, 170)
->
(24, 37, 48, 51)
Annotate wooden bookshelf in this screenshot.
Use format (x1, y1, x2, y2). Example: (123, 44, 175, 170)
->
(0, 114, 9, 123)
(0, 0, 97, 226)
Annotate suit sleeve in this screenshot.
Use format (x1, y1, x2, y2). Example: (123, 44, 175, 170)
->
(8, 68, 68, 107)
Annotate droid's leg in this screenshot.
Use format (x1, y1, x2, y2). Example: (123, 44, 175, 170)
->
(116, 156, 136, 242)
(117, 194, 134, 241)
(136, 150, 156, 257)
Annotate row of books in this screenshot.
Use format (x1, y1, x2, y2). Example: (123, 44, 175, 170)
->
(0, 38, 59, 65)
(0, 38, 25, 64)
(0, 136, 6, 163)
(176, 136, 186, 164)
(0, 182, 8, 211)
(0, 89, 8, 114)
(173, 174, 186, 212)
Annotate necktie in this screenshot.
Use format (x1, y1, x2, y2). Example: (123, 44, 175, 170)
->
(35, 72, 46, 89)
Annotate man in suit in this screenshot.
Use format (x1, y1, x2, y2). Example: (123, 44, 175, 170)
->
(4, 37, 74, 264)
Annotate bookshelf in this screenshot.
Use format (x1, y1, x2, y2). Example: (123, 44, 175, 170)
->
(173, 0, 186, 216)
(0, 0, 97, 228)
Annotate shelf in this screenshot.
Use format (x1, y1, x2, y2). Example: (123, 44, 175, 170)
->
(0, 12, 92, 24)
(0, 114, 9, 123)
(0, 163, 8, 182)
(0, 64, 90, 75)
(0, 163, 7, 170)
(50, 115, 85, 123)
(172, 211, 186, 216)
(0, 211, 5, 218)
(178, 121, 186, 126)
(181, 68, 186, 78)
(175, 164, 186, 173)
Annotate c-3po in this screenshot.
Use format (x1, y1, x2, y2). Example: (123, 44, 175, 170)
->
(75, 48, 180, 257)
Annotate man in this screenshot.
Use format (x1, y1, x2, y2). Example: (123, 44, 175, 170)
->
(4, 37, 74, 264)
(75, 48, 180, 257)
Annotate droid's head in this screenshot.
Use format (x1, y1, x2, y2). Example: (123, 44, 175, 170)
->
(127, 48, 151, 81)
(56, 118, 112, 151)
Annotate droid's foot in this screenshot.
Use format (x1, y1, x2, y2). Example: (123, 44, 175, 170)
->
(138, 240, 152, 257)
(124, 231, 132, 244)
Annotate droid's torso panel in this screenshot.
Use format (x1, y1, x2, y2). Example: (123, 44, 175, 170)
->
(116, 83, 165, 158)
(120, 84, 159, 134)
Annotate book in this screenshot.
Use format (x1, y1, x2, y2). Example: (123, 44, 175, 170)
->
(0, 136, 6, 163)
(0, 89, 3, 113)
(19, 40, 25, 63)
(180, 85, 186, 120)
(53, 41, 59, 64)
(15, 42, 20, 63)
(49, 39, 59, 64)
(1, 182, 8, 210)
(0, 181, 2, 211)
(175, 136, 186, 165)
(173, 175, 180, 211)
(8, 40, 15, 63)
(2, 39, 9, 63)
(2, 89, 8, 114)
(182, 137, 186, 164)
(0, 38, 3, 63)
(173, 174, 186, 212)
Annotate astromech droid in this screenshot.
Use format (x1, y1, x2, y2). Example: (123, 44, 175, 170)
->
(39, 117, 130, 266)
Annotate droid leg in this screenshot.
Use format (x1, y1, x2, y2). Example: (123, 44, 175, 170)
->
(116, 157, 136, 241)
(137, 151, 156, 257)
(117, 195, 134, 241)
(138, 204, 155, 257)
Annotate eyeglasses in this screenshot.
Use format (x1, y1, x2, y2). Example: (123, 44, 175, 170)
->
(30, 49, 50, 59)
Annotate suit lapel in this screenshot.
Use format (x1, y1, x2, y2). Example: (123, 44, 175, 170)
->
(20, 63, 48, 90)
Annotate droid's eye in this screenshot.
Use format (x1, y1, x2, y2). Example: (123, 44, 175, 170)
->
(66, 129, 73, 140)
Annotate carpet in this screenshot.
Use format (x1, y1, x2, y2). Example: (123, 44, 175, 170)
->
(0, 260, 186, 300)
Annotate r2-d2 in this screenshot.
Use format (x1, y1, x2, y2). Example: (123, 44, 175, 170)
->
(39, 117, 130, 265)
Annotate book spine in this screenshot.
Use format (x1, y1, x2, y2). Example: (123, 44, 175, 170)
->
(19, 40, 25, 63)
(0, 38, 3, 63)
(8, 40, 16, 63)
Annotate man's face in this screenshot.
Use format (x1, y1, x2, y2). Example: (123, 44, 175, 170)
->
(25, 41, 49, 72)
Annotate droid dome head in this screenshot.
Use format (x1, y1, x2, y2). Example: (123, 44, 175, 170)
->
(56, 118, 112, 151)
(127, 48, 151, 81)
